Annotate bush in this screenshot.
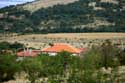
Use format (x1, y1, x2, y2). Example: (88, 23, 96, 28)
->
(0, 55, 21, 82)
(100, 40, 120, 68)
(21, 56, 42, 83)
(0, 42, 10, 50)
(0, 41, 24, 51)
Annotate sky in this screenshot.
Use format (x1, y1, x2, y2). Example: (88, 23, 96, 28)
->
(0, 0, 35, 8)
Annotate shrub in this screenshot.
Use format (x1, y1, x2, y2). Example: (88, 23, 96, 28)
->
(21, 57, 42, 83)
(0, 55, 21, 82)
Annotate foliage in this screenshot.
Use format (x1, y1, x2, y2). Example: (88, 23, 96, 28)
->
(0, 41, 24, 51)
(117, 49, 125, 65)
(21, 56, 43, 83)
(0, 55, 21, 82)
(0, 41, 124, 82)
(9, 42, 24, 50)
(0, 0, 125, 33)
(100, 40, 120, 68)
(83, 40, 121, 69)
(0, 42, 10, 50)
(83, 47, 102, 70)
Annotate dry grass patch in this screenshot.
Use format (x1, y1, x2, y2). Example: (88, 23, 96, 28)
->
(1, 33, 125, 49)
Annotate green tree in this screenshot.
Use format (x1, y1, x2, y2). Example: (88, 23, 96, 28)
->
(0, 42, 10, 50)
(100, 40, 120, 69)
(83, 47, 102, 70)
(10, 42, 24, 50)
(21, 57, 42, 83)
(117, 50, 125, 65)
(0, 55, 21, 82)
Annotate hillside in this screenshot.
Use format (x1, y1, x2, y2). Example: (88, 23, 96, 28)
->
(0, 0, 125, 33)
(22, 0, 78, 12)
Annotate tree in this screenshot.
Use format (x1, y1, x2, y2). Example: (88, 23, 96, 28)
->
(83, 47, 102, 70)
(100, 40, 120, 69)
(117, 49, 125, 65)
(0, 42, 10, 50)
(0, 55, 21, 82)
(10, 42, 24, 50)
(21, 57, 42, 83)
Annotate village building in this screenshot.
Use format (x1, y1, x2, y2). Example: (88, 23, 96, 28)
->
(17, 49, 40, 57)
(41, 43, 86, 56)
(16, 43, 87, 57)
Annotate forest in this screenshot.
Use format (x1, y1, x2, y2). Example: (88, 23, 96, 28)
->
(0, 0, 125, 33)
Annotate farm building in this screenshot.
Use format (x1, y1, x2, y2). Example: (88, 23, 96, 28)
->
(41, 43, 86, 56)
(17, 49, 40, 57)
(16, 43, 87, 57)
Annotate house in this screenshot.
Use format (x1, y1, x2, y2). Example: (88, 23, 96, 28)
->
(16, 43, 87, 57)
(41, 43, 86, 56)
(17, 49, 40, 57)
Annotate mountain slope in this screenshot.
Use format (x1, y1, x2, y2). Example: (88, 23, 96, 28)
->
(0, 0, 125, 33)
(22, 0, 78, 12)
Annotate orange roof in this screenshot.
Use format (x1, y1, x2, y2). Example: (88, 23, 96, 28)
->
(17, 50, 38, 57)
(42, 43, 83, 54)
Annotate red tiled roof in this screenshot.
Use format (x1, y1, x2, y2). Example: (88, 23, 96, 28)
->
(42, 43, 84, 54)
(79, 48, 87, 52)
(17, 50, 39, 57)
